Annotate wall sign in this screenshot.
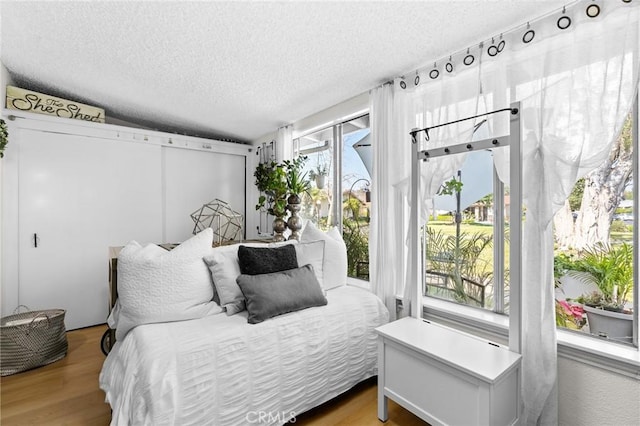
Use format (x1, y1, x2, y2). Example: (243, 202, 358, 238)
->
(6, 86, 105, 123)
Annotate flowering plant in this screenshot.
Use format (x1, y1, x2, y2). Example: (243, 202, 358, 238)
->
(555, 299, 585, 330)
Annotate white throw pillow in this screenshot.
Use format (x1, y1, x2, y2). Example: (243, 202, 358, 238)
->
(203, 245, 246, 315)
(293, 240, 326, 290)
(202, 241, 282, 315)
(114, 228, 222, 341)
(301, 221, 348, 290)
(266, 239, 326, 289)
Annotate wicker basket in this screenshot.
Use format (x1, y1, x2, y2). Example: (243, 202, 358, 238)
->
(1, 307, 68, 376)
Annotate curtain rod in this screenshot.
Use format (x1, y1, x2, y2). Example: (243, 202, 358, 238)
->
(410, 107, 517, 141)
(398, 0, 581, 87)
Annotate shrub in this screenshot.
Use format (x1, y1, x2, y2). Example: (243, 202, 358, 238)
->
(343, 219, 369, 279)
(610, 220, 630, 233)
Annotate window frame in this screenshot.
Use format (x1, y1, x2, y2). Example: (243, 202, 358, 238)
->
(416, 94, 640, 374)
(421, 143, 509, 314)
(294, 111, 372, 282)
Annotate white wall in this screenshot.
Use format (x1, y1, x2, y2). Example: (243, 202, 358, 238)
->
(250, 92, 369, 146)
(1, 62, 12, 103)
(0, 62, 14, 317)
(558, 357, 639, 426)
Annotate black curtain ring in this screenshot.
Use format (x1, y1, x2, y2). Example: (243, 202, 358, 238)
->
(497, 40, 506, 52)
(557, 15, 571, 30)
(445, 62, 454, 73)
(399, 80, 407, 89)
(429, 69, 439, 79)
(522, 29, 535, 43)
(414, 75, 420, 85)
(622, 0, 631, 3)
(488, 45, 499, 57)
(586, 4, 600, 17)
(463, 54, 475, 66)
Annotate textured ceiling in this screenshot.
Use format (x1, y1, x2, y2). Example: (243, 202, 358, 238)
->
(1, 1, 565, 143)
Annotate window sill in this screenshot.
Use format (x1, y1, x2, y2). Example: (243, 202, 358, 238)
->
(421, 296, 640, 379)
(346, 276, 371, 290)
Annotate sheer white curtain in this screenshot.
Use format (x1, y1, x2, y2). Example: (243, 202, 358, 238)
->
(370, 49, 497, 318)
(276, 125, 293, 162)
(370, 83, 408, 319)
(371, 1, 640, 423)
(507, 6, 640, 423)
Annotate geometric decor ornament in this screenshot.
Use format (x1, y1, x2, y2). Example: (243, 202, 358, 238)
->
(190, 199, 243, 245)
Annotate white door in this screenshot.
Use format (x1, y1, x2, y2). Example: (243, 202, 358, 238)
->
(18, 129, 163, 329)
(163, 147, 246, 243)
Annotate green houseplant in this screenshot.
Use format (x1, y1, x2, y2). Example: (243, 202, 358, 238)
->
(569, 242, 633, 342)
(0, 118, 8, 158)
(309, 162, 328, 189)
(254, 160, 289, 241)
(254, 156, 310, 241)
(571, 243, 633, 311)
(283, 157, 309, 240)
(283, 157, 310, 196)
(254, 160, 288, 217)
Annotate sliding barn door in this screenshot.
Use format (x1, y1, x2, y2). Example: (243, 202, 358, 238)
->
(163, 147, 246, 243)
(17, 129, 163, 329)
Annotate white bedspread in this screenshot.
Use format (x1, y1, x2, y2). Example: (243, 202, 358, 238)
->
(99, 285, 389, 426)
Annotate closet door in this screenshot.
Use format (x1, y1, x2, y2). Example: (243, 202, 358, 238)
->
(18, 129, 163, 329)
(163, 147, 246, 243)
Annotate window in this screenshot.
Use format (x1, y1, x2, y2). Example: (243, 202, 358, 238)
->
(423, 123, 510, 314)
(421, 100, 639, 350)
(294, 114, 371, 280)
(553, 111, 637, 346)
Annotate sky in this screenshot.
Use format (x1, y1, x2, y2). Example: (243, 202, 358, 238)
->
(301, 128, 371, 192)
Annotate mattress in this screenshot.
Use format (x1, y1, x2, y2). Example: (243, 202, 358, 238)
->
(99, 285, 389, 425)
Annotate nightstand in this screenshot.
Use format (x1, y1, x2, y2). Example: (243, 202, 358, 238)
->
(376, 317, 521, 426)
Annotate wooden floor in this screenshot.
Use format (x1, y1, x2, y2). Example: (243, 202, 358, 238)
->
(1, 325, 427, 426)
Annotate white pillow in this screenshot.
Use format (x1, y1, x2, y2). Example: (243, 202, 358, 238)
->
(202, 241, 282, 315)
(301, 221, 348, 290)
(259, 240, 326, 288)
(293, 240, 326, 290)
(114, 228, 222, 341)
(203, 245, 246, 315)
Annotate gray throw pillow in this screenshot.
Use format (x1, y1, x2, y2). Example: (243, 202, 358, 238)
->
(236, 264, 328, 324)
(238, 244, 298, 275)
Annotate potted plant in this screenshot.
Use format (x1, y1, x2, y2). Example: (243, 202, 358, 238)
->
(254, 160, 289, 241)
(254, 156, 311, 241)
(570, 242, 633, 343)
(309, 163, 328, 189)
(0, 118, 8, 158)
(283, 156, 310, 240)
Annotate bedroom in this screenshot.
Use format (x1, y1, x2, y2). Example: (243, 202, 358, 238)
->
(1, 1, 639, 425)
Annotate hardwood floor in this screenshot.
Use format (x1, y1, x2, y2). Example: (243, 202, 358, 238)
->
(1, 325, 427, 426)
(1, 324, 111, 425)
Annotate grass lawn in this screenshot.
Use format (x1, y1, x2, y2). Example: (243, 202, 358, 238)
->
(610, 231, 633, 243)
(427, 221, 495, 236)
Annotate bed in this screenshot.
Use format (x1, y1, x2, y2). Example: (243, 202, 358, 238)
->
(99, 225, 389, 425)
